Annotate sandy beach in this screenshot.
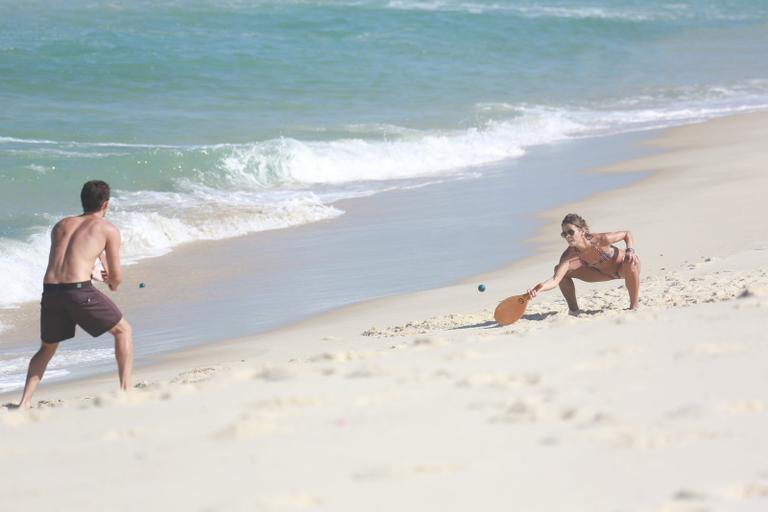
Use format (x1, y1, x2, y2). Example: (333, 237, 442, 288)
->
(2, 111, 768, 511)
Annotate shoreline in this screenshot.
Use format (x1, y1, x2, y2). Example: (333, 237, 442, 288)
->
(2, 110, 768, 511)
(0, 127, 648, 391)
(2, 109, 762, 401)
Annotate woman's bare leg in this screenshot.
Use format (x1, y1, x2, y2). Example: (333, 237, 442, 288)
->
(558, 266, 614, 313)
(620, 258, 642, 309)
(557, 268, 580, 312)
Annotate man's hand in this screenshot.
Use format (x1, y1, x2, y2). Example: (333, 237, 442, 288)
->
(92, 267, 106, 282)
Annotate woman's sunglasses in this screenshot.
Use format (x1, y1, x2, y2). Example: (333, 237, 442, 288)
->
(560, 229, 576, 238)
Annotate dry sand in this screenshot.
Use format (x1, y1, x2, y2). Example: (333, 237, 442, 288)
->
(1, 112, 767, 512)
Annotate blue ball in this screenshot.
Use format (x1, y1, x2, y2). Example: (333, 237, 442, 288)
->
(139, 282, 146, 288)
(478, 283, 486, 292)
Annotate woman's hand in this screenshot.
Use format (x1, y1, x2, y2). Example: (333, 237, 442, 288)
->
(625, 248, 638, 265)
(526, 285, 541, 298)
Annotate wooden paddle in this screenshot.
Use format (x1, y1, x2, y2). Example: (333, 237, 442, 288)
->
(493, 293, 531, 325)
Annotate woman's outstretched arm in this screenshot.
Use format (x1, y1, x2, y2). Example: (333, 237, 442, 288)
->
(527, 259, 572, 298)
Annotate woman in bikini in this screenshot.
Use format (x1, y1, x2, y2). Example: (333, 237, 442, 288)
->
(527, 213, 640, 313)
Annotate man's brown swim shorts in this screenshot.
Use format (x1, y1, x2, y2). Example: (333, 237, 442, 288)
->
(40, 281, 123, 344)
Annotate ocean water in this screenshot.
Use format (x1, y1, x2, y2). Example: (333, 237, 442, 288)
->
(2, 1, 768, 311)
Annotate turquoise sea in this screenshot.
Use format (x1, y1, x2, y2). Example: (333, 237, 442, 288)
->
(1, 0, 768, 389)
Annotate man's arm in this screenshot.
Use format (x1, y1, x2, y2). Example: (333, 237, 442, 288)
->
(93, 252, 109, 282)
(104, 225, 122, 291)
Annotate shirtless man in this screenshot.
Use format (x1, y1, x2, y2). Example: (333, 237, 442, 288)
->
(527, 213, 641, 313)
(17, 180, 133, 408)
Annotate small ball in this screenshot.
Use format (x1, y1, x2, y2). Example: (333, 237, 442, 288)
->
(478, 283, 486, 292)
(139, 282, 146, 288)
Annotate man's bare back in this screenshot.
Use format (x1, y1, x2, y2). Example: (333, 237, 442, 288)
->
(44, 214, 122, 290)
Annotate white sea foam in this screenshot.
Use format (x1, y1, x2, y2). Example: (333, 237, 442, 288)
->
(0, 232, 50, 309)
(571, 104, 768, 135)
(112, 190, 345, 261)
(511, 4, 655, 21)
(3, 148, 131, 159)
(381, 1, 666, 20)
(287, 0, 764, 22)
(215, 113, 579, 186)
(0, 136, 58, 145)
(0, 348, 114, 393)
(25, 164, 55, 174)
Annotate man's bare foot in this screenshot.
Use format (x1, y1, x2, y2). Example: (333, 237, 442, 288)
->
(568, 309, 582, 317)
(3, 402, 28, 411)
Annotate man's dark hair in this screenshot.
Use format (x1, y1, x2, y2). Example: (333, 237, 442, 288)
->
(81, 180, 111, 213)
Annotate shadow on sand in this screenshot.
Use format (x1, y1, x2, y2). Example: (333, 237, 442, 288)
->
(449, 307, 610, 331)
(451, 308, 566, 330)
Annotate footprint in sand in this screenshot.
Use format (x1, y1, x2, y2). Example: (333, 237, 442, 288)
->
(412, 336, 445, 347)
(0, 408, 50, 426)
(589, 426, 720, 450)
(352, 391, 400, 407)
(656, 503, 711, 512)
(721, 480, 768, 499)
(346, 365, 390, 379)
(679, 342, 748, 359)
(484, 398, 610, 427)
(456, 372, 540, 389)
(84, 386, 173, 408)
(102, 427, 146, 441)
(213, 413, 282, 440)
(657, 489, 711, 512)
(362, 313, 489, 338)
(716, 400, 767, 415)
(252, 366, 297, 381)
(36, 399, 64, 408)
(487, 399, 540, 424)
(171, 366, 221, 385)
(214, 396, 328, 440)
(247, 396, 328, 412)
(664, 404, 705, 420)
(672, 489, 708, 501)
(351, 463, 461, 482)
(738, 283, 768, 298)
(306, 350, 372, 363)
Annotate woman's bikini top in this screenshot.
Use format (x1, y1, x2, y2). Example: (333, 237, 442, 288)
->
(577, 240, 621, 276)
